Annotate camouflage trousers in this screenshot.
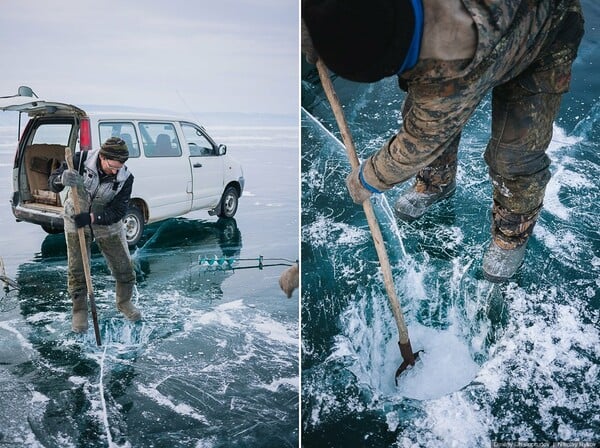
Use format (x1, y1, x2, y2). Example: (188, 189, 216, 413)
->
(414, 7, 584, 249)
(412, 134, 459, 195)
(66, 226, 135, 302)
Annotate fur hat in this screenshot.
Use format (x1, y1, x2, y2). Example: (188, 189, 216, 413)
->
(100, 137, 129, 162)
(302, 0, 416, 82)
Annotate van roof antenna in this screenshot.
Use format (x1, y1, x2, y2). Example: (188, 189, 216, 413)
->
(176, 89, 201, 123)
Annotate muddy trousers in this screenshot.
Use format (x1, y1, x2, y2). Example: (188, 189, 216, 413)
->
(419, 4, 583, 249)
(412, 134, 459, 194)
(483, 84, 563, 248)
(416, 89, 560, 249)
(66, 227, 137, 322)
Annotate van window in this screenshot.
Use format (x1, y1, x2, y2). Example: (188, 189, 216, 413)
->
(98, 122, 141, 157)
(31, 123, 72, 145)
(139, 122, 182, 157)
(181, 123, 216, 157)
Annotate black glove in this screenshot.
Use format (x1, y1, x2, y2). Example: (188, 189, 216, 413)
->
(73, 212, 91, 228)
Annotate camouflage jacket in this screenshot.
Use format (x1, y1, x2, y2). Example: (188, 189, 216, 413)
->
(361, 0, 583, 192)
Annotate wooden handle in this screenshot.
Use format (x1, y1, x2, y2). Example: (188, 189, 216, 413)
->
(315, 59, 410, 344)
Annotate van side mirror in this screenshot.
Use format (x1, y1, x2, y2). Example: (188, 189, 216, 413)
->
(218, 144, 227, 155)
(18, 86, 38, 98)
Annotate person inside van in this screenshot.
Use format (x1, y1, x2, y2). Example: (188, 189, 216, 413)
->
(49, 137, 141, 333)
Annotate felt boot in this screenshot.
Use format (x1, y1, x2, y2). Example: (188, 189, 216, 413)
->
(394, 176, 456, 221)
(279, 263, 299, 298)
(482, 239, 528, 283)
(395, 140, 458, 220)
(72, 295, 89, 333)
(482, 203, 540, 282)
(116, 282, 141, 322)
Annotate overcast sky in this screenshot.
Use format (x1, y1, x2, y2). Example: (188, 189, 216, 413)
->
(0, 1, 298, 117)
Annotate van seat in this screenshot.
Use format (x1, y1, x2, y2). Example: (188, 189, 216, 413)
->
(155, 134, 172, 156)
(120, 133, 136, 156)
(24, 144, 65, 206)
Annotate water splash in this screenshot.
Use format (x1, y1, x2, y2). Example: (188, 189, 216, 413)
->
(302, 97, 600, 445)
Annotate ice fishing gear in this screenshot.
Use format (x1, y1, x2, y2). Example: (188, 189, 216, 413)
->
(0, 257, 19, 291)
(65, 147, 102, 346)
(315, 58, 421, 385)
(198, 255, 296, 272)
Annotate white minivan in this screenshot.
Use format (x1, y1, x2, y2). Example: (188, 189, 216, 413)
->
(0, 87, 245, 246)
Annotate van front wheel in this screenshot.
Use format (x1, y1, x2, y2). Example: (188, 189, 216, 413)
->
(123, 206, 144, 247)
(216, 186, 239, 218)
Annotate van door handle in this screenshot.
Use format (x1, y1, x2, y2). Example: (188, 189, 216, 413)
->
(193, 163, 203, 168)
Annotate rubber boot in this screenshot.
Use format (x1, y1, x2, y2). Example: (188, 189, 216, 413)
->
(482, 239, 528, 283)
(394, 171, 456, 221)
(482, 203, 539, 283)
(72, 295, 89, 333)
(116, 282, 142, 322)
